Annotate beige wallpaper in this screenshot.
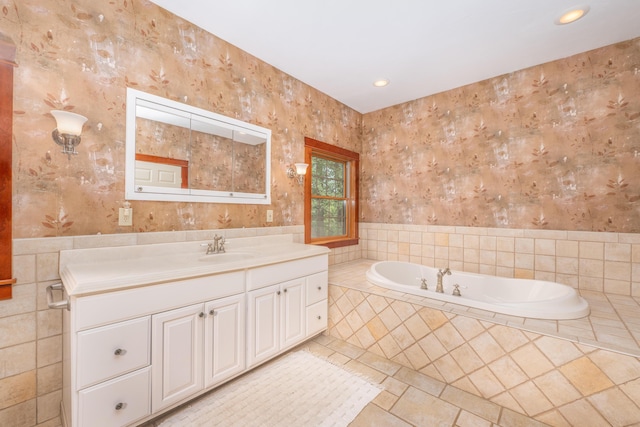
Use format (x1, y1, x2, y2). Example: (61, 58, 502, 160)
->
(4, 0, 362, 238)
(3, 1, 640, 238)
(361, 38, 640, 233)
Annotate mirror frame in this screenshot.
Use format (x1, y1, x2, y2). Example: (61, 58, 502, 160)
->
(125, 88, 271, 204)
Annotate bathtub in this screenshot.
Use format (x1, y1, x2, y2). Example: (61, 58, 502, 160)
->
(366, 261, 590, 320)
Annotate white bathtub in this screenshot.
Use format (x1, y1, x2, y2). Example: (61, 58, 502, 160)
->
(366, 261, 590, 320)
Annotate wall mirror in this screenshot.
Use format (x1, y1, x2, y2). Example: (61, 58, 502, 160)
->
(125, 88, 271, 204)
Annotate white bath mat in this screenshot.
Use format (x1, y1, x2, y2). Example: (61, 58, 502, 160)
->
(157, 350, 382, 427)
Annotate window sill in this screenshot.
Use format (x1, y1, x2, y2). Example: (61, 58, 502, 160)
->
(310, 238, 359, 249)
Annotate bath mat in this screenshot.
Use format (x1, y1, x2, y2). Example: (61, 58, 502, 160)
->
(157, 350, 382, 427)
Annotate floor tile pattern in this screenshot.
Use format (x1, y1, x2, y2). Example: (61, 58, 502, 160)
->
(327, 260, 640, 426)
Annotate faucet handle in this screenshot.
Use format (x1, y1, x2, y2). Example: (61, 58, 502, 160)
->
(218, 237, 226, 253)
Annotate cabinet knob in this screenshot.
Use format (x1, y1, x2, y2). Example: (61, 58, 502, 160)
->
(199, 312, 205, 318)
(115, 402, 126, 411)
(277, 291, 281, 295)
(317, 286, 322, 290)
(317, 315, 322, 320)
(284, 288, 288, 293)
(114, 348, 127, 356)
(209, 309, 216, 316)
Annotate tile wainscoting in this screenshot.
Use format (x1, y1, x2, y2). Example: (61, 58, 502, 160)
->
(358, 223, 640, 297)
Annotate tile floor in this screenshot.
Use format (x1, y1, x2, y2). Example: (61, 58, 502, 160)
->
(146, 334, 549, 427)
(301, 334, 550, 427)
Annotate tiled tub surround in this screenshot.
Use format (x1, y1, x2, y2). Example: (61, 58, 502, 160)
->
(359, 223, 640, 297)
(0, 226, 303, 427)
(328, 260, 640, 426)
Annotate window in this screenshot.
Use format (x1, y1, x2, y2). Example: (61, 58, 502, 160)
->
(304, 137, 359, 248)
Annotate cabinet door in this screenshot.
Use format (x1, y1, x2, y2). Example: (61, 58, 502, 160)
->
(280, 278, 306, 349)
(247, 284, 279, 367)
(151, 303, 204, 412)
(204, 294, 245, 388)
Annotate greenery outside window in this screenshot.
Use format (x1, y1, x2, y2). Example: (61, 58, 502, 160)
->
(304, 137, 359, 248)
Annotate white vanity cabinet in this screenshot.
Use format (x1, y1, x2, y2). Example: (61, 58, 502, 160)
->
(58, 237, 329, 427)
(151, 293, 246, 412)
(305, 271, 329, 337)
(204, 294, 245, 388)
(247, 278, 306, 367)
(151, 303, 204, 412)
(246, 256, 328, 368)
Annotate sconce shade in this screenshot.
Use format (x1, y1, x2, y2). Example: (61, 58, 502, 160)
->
(51, 110, 87, 135)
(294, 163, 309, 175)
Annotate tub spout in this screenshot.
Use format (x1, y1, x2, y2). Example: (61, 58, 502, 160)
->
(436, 268, 451, 293)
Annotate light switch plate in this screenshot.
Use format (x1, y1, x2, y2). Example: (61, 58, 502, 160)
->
(119, 208, 133, 226)
(266, 210, 273, 223)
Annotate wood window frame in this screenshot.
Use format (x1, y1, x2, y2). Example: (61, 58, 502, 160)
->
(303, 137, 359, 249)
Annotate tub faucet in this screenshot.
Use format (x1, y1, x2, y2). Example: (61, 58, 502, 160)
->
(436, 268, 451, 293)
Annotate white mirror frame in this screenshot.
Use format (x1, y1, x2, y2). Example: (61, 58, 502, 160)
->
(125, 88, 271, 204)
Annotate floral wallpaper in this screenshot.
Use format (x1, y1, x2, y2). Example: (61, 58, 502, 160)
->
(3, 0, 361, 238)
(2, 0, 640, 237)
(361, 38, 640, 232)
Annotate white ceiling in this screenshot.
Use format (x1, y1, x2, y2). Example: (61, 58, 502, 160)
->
(149, 0, 640, 114)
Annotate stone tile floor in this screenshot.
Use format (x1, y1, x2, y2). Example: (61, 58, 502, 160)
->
(147, 334, 549, 427)
(300, 334, 549, 427)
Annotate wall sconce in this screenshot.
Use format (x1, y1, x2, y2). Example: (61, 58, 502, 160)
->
(51, 110, 88, 159)
(287, 163, 308, 185)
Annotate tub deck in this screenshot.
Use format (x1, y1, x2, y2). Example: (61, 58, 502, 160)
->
(330, 259, 640, 357)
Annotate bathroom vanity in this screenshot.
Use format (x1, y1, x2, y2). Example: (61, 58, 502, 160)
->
(51, 235, 329, 427)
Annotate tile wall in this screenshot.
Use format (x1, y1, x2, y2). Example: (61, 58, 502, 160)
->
(359, 223, 640, 297)
(0, 226, 303, 427)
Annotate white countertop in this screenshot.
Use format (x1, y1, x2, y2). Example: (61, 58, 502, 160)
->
(59, 235, 330, 296)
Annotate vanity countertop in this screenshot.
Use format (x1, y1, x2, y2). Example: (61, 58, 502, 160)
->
(59, 235, 330, 296)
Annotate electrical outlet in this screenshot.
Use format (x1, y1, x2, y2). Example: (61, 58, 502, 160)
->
(119, 207, 133, 226)
(266, 210, 273, 223)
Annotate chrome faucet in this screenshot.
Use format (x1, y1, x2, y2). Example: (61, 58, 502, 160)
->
(436, 268, 451, 293)
(202, 234, 226, 254)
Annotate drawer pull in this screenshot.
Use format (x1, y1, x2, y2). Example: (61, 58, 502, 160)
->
(284, 288, 287, 293)
(277, 291, 281, 295)
(199, 312, 205, 318)
(114, 348, 127, 356)
(209, 309, 216, 316)
(317, 286, 322, 290)
(317, 315, 322, 320)
(115, 402, 126, 411)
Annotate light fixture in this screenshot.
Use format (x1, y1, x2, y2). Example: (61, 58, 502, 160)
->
(51, 110, 88, 159)
(287, 162, 308, 185)
(373, 79, 390, 87)
(555, 6, 589, 25)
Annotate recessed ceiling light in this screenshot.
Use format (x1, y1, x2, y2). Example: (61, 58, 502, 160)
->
(373, 79, 390, 87)
(555, 6, 590, 25)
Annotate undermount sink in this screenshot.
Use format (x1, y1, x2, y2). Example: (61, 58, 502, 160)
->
(198, 251, 256, 263)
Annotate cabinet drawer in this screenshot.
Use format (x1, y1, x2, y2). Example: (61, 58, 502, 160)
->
(78, 367, 151, 427)
(306, 299, 328, 337)
(77, 317, 150, 389)
(305, 271, 328, 306)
